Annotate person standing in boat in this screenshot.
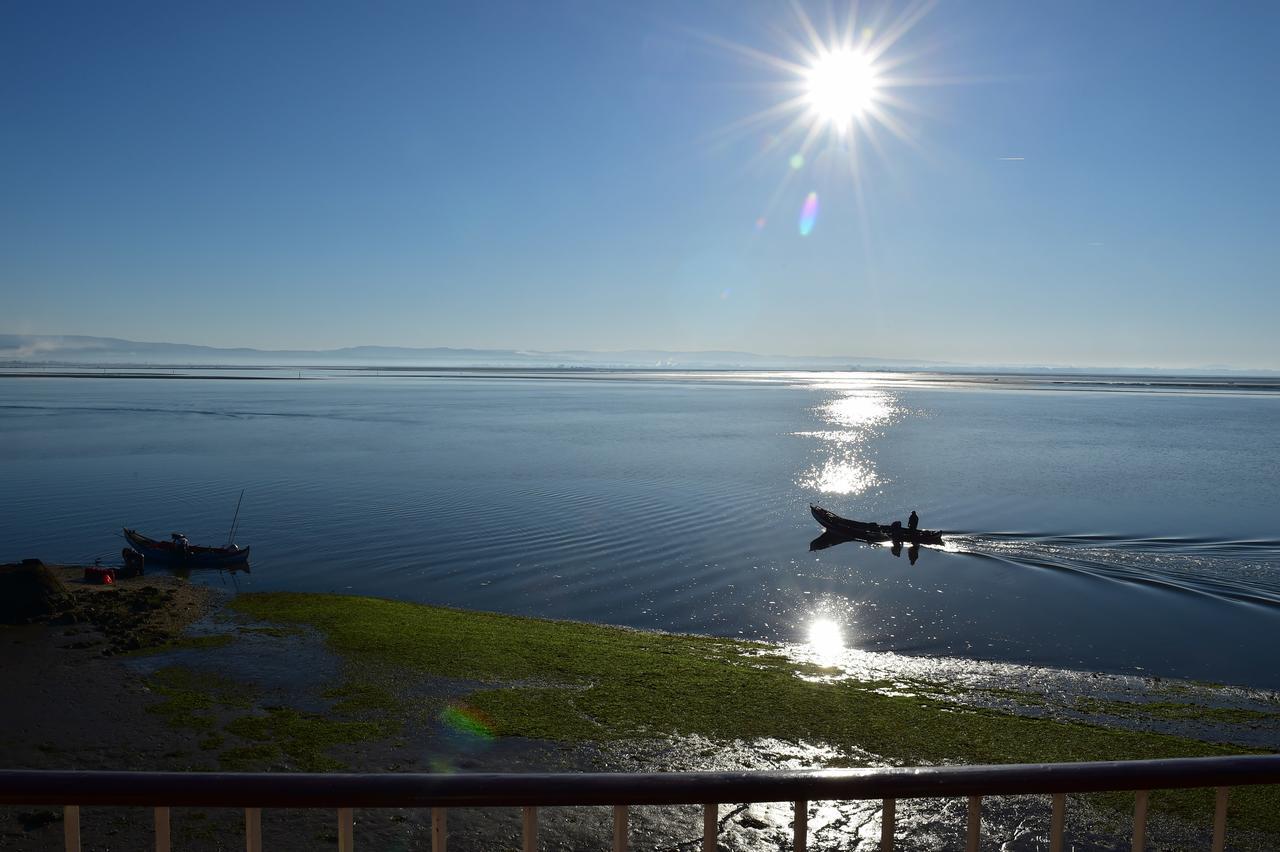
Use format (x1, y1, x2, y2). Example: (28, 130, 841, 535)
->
(908, 510, 919, 531)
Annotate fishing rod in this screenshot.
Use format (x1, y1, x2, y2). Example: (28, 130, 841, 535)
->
(226, 489, 245, 546)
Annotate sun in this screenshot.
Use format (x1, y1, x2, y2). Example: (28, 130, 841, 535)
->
(805, 49, 879, 133)
(700, 1, 937, 186)
(694, 2, 941, 238)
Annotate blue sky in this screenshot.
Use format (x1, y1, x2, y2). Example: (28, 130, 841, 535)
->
(3, 1, 1278, 368)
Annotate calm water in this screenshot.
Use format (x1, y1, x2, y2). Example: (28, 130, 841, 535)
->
(3, 371, 1279, 688)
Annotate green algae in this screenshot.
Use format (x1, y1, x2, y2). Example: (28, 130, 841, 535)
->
(224, 707, 396, 772)
(142, 662, 400, 772)
(974, 686, 1050, 707)
(144, 666, 250, 732)
(323, 681, 403, 714)
(219, 743, 282, 771)
(1073, 697, 1280, 725)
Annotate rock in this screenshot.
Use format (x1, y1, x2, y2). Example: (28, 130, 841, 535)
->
(0, 562, 74, 624)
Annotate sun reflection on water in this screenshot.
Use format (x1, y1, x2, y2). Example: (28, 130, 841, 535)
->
(821, 391, 898, 429)
(795, 389, 901, 495)
(807, 617, 847, 666)
(805, 457, 880, 495)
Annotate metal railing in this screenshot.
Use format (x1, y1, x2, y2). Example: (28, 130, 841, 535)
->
(4, 755, 1280, 851)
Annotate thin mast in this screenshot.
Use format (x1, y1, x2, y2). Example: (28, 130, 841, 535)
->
(227, 489, 245, 546)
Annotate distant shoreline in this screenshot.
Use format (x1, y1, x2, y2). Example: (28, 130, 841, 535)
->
(0, 371, 316, 380)
(4, 334, 1277, 377)
(2, 366, 1279, 393)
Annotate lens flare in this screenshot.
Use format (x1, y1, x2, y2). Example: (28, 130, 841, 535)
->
(440, 704, 494, 740)
(799, 192, 819, 236)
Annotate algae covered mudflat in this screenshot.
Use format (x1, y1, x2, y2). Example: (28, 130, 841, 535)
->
(228, 592, 1280, 834)
(5, 575, 1280, 848)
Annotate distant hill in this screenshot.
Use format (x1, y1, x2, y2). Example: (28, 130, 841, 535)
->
(0, 334, 938, 370)
(3, 334, 1273, 375)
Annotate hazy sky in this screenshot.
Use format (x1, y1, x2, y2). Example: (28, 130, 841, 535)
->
(3, 1, 1278, 368)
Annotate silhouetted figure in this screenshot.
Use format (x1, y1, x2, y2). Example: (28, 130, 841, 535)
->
(889, 520, 903, 535)
(908, 544, 919, 565)
(908, 510, 919, 530)
(121, 548, 145, 578)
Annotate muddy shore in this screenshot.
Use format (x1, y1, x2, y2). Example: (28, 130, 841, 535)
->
(0, 566, 215, 769)
(2, 567, 1277, 851)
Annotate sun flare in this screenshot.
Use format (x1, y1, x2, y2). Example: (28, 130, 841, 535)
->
(703, 1, 937, 195)
(805, 49, 879, 132)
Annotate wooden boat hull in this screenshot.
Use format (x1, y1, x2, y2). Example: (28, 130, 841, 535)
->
(123, 528, 251, 568)
(809, 505, 944, 545)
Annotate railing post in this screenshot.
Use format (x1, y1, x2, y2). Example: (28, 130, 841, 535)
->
(245, 807, 262, 852)
(63, 805, 81, 852)
(881, 798, 895, 851)
(1131, 790, 1148, 851)
(612, 805, 628, 852)
(523, 806, 538, 852)
(338, 806, 353, 852)
(1049, 793, 1065, 852)
(794, 800, 807, 852)
(155, 806, 171, 852)
(432, 807, 447, 852)
(703, 803, 717, 852)
(966, 795, 981, 852)
(1211, 787, 1229, 852)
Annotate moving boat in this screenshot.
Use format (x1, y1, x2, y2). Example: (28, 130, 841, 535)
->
(809, 505, 945, 545)
(123, 528, 251, 568)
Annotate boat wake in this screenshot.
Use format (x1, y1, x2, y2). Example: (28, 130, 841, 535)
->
(949, 532, 1280, 609)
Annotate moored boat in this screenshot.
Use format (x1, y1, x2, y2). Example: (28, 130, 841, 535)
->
(809, 505, 945, 545)
(122, 528, 251, 568)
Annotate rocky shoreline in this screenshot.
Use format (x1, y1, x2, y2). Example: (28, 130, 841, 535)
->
(1, 561, 215, 650)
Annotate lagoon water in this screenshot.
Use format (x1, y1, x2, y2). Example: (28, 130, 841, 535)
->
(3, 371, 1278, 688)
